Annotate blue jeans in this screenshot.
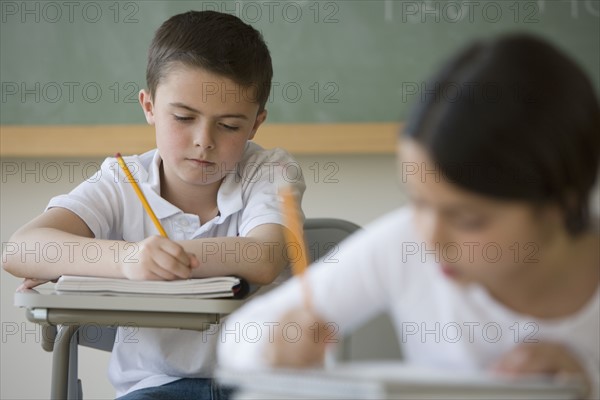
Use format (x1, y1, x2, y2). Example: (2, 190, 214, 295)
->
(116, 378, 234, 400)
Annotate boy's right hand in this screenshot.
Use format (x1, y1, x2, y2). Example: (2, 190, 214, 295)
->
(120, 236, 199, 280)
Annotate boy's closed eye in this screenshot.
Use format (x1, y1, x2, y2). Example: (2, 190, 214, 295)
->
(219, 123, 239, 131)
(173, 115, 240, 131)
(174, 114, 194, 122)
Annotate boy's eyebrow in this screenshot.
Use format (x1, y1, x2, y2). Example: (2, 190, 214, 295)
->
(169, 102, 248, 120)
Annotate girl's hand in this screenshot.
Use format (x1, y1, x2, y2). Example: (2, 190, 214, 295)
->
(120, 236, 199, 280)
(265, 307, 337, 368)
(493, 342, 589, 395)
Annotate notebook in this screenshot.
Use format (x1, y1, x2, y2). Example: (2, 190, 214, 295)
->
(55, 275, 247, 298)
(216, 361, 585, 400)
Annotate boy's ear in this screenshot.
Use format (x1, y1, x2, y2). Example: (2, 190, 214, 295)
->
(248, 110, 267, 140)
(139, 90, 155, 125)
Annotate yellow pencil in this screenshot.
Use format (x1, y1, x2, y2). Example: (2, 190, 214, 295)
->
(280, 185, 311, 309)
(115, 153, 168, 238)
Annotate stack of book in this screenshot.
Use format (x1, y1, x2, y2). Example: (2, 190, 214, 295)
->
(55, 275, 247, 298)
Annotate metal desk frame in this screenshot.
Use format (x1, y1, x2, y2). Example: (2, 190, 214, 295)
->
(15, 289, 243, 399)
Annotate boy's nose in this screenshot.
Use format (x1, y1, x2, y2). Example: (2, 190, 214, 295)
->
(193, 125, 216, 149)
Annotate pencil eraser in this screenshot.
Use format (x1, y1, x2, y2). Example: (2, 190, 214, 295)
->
(115, 152, 122, 158)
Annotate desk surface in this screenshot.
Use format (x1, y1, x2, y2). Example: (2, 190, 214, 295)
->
(217, 363, 585, 400)
(14, 288, 242, 314)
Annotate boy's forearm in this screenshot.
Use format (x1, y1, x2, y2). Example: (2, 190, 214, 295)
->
(181, 236, 287, 285)
(4, 225, 290, 285)
(2, 228, 129, 280)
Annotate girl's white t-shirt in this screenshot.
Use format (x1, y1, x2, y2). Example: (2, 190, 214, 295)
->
(218, 207, 599, 398)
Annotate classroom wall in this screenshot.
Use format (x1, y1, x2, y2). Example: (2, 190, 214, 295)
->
(0, 154, 405, 399)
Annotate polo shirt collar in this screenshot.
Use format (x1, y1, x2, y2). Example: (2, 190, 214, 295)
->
(140, 150, 244, 222)
(217, 168, 244, 219)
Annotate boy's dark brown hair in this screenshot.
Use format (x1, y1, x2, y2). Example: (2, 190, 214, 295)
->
(147, 10, 273, 111)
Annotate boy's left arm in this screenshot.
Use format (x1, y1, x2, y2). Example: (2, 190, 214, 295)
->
(179, 223, 288, 285)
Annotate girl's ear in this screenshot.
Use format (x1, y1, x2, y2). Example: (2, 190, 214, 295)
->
(139, 90, 155, 125)
(248, 109, 267, 140)
(533, 202, 566, 242)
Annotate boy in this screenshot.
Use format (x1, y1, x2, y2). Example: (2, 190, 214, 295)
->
(3, 10, 305, 399)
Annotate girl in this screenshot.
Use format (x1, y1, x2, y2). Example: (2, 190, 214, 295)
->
(217, 34, 600, 399)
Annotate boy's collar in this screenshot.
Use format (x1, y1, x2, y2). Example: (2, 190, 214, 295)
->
(140, 149, 243, 221)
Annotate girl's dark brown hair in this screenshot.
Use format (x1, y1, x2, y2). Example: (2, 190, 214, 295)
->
(404, 34, 600, 235)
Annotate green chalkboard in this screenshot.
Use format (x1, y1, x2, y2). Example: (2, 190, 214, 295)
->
(1, 0, 599, 125)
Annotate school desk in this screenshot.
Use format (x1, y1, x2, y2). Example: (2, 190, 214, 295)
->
(14, 289, 242, 399)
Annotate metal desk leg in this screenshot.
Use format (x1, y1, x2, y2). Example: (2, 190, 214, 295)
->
(68, 332, 81, 400)
(51, 325, 79, 400)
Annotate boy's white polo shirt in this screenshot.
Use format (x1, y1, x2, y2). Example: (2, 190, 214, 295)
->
(47, 141, 306, 396)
